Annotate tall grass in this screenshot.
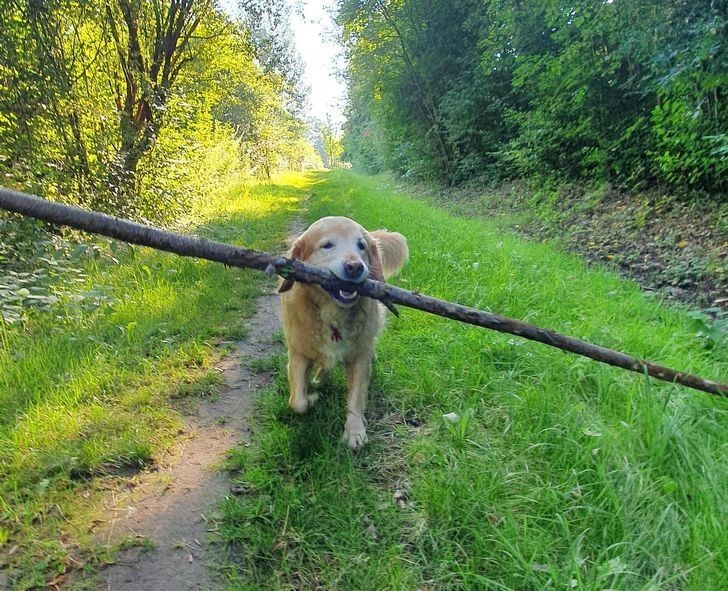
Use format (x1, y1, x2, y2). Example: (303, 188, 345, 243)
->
(0, 176, 306, 589)
(219, 170, 727, 590)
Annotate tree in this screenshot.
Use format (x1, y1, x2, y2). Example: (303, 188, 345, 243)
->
(0, 0, 98, 198)
(103, 0, 219, 204)
(320, 118, 344, 168)
(338, 0, 727, 195)
(0, 0, 317, 222)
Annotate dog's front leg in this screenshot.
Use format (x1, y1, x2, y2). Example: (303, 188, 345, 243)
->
(288, 351, 312, 414)
(343, 353, 373, 451)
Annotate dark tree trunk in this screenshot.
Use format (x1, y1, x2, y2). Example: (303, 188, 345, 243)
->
(104, 0, 208, 210)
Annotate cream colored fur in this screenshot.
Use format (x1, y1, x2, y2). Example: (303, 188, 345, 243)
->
(279, 216, 408, 450)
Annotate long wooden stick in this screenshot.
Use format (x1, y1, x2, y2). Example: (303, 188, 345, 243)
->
(1, 186, 726, 397)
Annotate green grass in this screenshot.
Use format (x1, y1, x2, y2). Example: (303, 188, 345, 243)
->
(0, 176, 306, 589)
(218, 170, 727, 590)
(2, 170, 725, 590)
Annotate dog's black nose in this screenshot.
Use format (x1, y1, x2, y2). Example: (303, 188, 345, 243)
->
(344, 260, 364, 280)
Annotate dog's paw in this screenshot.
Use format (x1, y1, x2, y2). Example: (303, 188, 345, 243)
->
(289, 394, 309, 414)
(289, 391, 320, 414)
(342, 413, 368, 451)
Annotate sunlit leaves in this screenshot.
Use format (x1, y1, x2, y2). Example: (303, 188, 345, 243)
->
(0, 0, 313, 225)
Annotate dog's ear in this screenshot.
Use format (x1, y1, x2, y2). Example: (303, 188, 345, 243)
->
(369, 229, 408, 279)
(278, 238, 307, 293)
(366, 235, 385, 282)
(278, 278, 295, 293)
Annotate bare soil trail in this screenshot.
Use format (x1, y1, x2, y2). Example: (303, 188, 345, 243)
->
(95, 282, 282, 590)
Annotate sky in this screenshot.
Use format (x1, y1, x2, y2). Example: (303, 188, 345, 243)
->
(290, 0, 347, 129)
(221, 0, 347, 129)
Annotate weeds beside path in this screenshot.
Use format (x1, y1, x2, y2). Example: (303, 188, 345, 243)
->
(402, 177, 728, 313)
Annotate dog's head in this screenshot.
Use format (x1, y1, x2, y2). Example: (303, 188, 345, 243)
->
(278, 216, 384, 306)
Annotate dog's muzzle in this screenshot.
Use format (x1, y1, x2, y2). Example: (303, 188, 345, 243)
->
(328, 260, 369, 304)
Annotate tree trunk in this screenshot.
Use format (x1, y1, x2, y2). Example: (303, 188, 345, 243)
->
(104, 0, 206, 211)
(2, 186, 726, 399)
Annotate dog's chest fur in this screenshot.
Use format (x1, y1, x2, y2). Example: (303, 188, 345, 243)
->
(316, 298, 368, 368)
(281, 285, 384, 370)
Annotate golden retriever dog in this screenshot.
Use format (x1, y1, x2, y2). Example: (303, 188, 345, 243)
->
(278, 216, 408, 450)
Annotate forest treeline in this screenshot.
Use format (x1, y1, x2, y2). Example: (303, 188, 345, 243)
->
(338, 0, 727, 195)
(0, 0, 320, 224)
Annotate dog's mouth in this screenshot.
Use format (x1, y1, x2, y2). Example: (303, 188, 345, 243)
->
(323, 263, 368, 306)
(324, 286, 359, 305)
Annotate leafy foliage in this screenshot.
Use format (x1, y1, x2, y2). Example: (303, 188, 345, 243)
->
(0, 0, 322, 327)
(0, 0, 314, 223)
(0, 214, 117, 324)
(338, 0, 727, 195)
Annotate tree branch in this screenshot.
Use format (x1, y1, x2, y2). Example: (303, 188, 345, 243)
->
(0, 187, 725, 398)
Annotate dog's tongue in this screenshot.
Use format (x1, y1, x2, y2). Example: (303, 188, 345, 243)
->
(339, 289, 356, 300)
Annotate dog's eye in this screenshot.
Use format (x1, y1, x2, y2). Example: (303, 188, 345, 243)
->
(357, 240, 366, 251)
(321, 241, 334, 250)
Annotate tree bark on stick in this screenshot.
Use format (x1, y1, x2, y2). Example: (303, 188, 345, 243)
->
(0, 186, 726, 398)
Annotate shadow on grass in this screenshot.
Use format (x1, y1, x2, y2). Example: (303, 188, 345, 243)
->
(278, 378, 351, 463)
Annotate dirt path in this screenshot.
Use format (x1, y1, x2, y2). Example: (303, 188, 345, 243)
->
(96, 282, 282, 590)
